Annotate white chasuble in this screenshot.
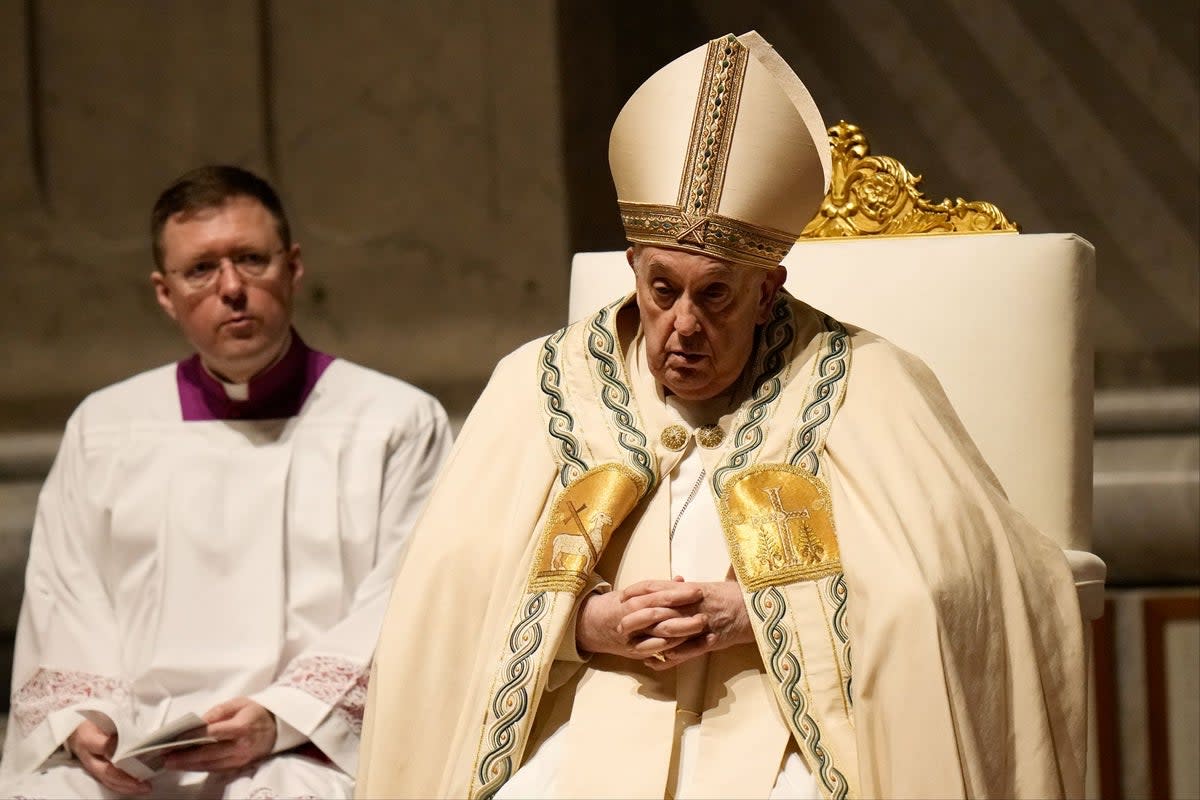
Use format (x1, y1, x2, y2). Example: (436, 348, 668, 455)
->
(497, 426, 818, 800)
(359, 294, 1099, 800)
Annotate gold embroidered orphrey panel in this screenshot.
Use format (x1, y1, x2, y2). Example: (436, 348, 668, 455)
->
(720, 463, 842, 591)
(528, 463, 645, 596)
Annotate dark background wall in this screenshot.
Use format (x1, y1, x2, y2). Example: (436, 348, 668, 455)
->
(0, 0, 568, 428)
(0, 0, 1196, 429)
(559, 0, 1199, 393)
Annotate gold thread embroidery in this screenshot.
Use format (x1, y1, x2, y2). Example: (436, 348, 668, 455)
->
(695, 424, 725, 449)
(619, 202, 795, 269)
(528, 463, 645, 595)
(660, 425, 689, 451)
(677, 34, 748, 220)
(719, 464, 841, 591)
(675, 211, 710, 247)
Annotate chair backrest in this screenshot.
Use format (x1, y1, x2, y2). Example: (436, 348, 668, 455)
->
(568, 232, 1094, 551)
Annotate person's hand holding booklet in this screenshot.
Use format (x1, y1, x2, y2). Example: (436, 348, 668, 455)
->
(77, 709, 218, 780)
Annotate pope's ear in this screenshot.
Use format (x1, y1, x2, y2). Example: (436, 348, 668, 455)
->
(757, 266, 787, 323)
(625, 246, 636, 273)
(769, 265, 788, 294)
(151, 270, 179, 322)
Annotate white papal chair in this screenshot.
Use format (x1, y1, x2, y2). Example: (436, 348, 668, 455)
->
(568, 121, 1104, 789)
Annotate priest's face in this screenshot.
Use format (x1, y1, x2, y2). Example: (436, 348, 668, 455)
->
(630, 245, 785, 401)
(152, 195, 304, 383)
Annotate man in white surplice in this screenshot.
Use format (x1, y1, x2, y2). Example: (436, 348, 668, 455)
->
(359, 33, 1103, 800)
(0, 165, 451, 798)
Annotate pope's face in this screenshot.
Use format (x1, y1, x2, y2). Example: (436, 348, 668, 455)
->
(151, 196, 303, 382)
(631, 245, 785, 401)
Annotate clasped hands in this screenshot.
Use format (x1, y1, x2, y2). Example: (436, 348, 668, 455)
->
(576, 576, 753, 670)
(67, 696, 277, 795)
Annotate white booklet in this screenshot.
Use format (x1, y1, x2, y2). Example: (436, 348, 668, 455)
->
(77, 709, 218, 780)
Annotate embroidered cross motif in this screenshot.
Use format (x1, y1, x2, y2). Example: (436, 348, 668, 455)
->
(720, 464, 841, 590)
(531, 464, 644, 594)
(568, 501, 601, 558)
(750, 486, 825, 568)
(548, 500, 611, 573)
(675, 212, 710, 246)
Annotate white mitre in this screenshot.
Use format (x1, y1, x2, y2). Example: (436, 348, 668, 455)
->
(610, 31, 831, 269)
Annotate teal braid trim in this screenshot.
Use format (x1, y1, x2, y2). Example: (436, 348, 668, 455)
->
(539, 328, 588, 487)
(586, 300, 656, 492)
(751, 587, 851, 800)
(828, 573, 853, 708)
(711, 297, 795, 497)
(474, 592, 549, 799)
(790, 316, 850, 476)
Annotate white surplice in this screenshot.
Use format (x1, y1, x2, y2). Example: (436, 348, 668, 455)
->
(0, 358, 451, 798)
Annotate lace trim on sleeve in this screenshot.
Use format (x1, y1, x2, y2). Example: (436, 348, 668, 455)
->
(278, 655, 369, 735)
(11, 667, 128, 736)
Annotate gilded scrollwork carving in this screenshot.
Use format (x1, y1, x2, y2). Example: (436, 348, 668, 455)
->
(801, 121, 1018, 238)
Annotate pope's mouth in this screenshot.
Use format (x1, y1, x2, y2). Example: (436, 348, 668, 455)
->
(665, 351, 707, 365)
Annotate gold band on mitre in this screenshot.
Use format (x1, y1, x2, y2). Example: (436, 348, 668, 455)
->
(617, 203, 798, 270)
(609, 33, 831, 269)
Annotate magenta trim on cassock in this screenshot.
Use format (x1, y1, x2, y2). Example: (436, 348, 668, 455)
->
(176, 331, 335, 421)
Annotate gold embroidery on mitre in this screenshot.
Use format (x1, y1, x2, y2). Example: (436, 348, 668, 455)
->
(617, 36, 797, 269)
(619, 202, 796, 269)
(674, 211, 711, 246)
(695, 424, 725, 449)
(660, 424, 689, 451)
(529, 463, 644, 595)
(678, 34, 748, 220)
(719, 463, 841, 591)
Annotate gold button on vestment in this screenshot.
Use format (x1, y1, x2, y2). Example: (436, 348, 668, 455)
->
(660, 425, 689, 451)
(695, 424, 725, 449)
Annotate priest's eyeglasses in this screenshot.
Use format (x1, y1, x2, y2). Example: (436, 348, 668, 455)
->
(169, 249, 286, 291)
